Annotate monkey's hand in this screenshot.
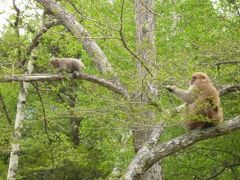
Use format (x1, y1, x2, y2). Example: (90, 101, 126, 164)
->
(164, 85, 177, 93)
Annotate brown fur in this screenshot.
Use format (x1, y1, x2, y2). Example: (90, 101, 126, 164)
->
(50, 58, 85, 73)
(166, 72, 223, 130)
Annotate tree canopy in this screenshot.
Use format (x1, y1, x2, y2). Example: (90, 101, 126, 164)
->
(0, 0, 239, 179)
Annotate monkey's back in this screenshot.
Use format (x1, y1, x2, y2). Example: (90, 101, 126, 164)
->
(186, 81, 222, 124)
(61, 58, 85, 72)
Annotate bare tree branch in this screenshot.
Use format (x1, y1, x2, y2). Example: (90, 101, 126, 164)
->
(0, 73, 128, 98)
(219, 85, 240, 96)
(206, 162, 240, 180)
(123, 116, 240, 180)
(214, 61, 240, 67)
(31, 82, 48, 133)
(7, 1, 24, 179)
(12, 0, 20, 30)
(147, 122, 165, 147)
(134, 122, 165, 152)
(131, 0, 162, 178)
(12, 0, 22, 62)
(35, 0, 113, 74)
(66, 0, 119, 32)
(26, 20, 60, 57)
(35, 0, 130, 99)
(229, 0, 240, 17)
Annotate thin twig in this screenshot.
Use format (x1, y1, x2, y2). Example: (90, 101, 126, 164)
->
(12, 0, 22, 62)
(26, 20, 61, 57)
(206, 162, 240, 180)
(75, 36, 120, 40)
(230, 0, 240, 17)
(31, 82, 48, 133)
(119, 0, 153, 77)
(66, 0, 119, 31)
(139, 0, 163, 17)
(214, 61, 240, 67)
(0, 93, 12, 124)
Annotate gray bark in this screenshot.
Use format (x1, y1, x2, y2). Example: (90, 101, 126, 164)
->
(124, 116, 240, 179)
(219, 84, 240, 96)
(133, 0, 163, 179)
(7, 1, 28, 178)
(135, 0, 156, 78)
(1, 73, 128, 98)
(7, 82, 29, 180)
(170, 0, 180, 37)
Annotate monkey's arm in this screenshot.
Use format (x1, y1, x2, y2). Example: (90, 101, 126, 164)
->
(165, 86, 194, 104)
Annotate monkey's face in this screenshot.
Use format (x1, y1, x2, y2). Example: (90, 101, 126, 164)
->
(190, 72, 209, 86)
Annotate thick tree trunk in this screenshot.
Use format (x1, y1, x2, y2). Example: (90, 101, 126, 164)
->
(7, 82, 29, 180)
(133, 0, 163, 179)
(7, 1, 29, 178)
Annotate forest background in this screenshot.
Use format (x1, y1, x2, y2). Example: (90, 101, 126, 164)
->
(0, 0, 240, 179)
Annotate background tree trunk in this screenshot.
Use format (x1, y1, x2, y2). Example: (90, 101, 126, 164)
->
(7, 10, 58, 179)
(7, 82, 29, 180)
(133, 0, 163, 179)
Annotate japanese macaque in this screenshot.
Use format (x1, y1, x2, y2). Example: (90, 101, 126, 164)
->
(166, 72, 223, 130)
(50, 58, 85, 73)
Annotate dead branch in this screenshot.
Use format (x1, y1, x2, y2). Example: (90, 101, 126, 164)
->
(12, 0, 21, 62)
(12, 0, 20, 34)
(123, 116, 240, 180)
(31, 82, 48, 133)
(0, 73, 128, 98)
(66, 0, 119, 32)
(206, 162, 240, 180)
(214, 61, 240, 67)
(219, 85, 240, 96)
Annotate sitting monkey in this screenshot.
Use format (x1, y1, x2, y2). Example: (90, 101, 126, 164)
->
(50, 58, 85, 73)
(166, 72, 223, 130)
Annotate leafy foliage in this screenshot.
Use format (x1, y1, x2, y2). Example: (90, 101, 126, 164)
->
(0, 0, 239, 179)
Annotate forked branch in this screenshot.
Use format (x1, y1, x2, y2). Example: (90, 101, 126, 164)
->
(124, 116, 240, 180)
